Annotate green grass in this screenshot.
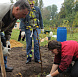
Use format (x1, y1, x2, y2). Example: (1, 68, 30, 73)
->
(11, 29, 78, 47)
(67, 33, 78, 41)
(11, 29, 19, 41)
(11, 29, 26, 45)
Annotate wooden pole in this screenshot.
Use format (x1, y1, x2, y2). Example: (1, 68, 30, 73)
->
(35, 29, 43, 76)
(0, 34, 6, 77)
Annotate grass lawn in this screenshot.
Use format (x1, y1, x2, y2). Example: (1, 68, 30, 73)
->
(11, 29, 78, 47)
(11, 29, 26, 45)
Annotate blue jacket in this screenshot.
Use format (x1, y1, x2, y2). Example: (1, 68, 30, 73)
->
(20, 6, 43, 31)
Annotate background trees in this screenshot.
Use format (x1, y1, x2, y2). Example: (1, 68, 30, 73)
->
(10, 0, 78, 27)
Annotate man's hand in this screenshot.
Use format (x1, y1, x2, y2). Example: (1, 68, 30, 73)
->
(41, 29, 44, 33)
(21, 31, 25, 38)
(6, 41, 11, 50)
(3, 47, 10, 56)
(46, 74, 52, 77)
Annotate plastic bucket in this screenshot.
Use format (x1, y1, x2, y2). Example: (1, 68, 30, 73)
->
(57, 27, 67, 42)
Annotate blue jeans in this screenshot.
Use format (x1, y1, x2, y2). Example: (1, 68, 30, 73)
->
(25, 28, 41, 61)
(1, 32, 7, 68)
(4, 56, 7, 68)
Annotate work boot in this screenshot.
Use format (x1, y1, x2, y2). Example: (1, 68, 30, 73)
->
(0, 67, 13, 72)
(26, 60, 31, 64)
(35, 60, 41, 64)
(5, 67, 13, 72)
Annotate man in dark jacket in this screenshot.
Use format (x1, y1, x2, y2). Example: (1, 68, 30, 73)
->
(0, 0, 30, 72)
(20, 0, 44, 64)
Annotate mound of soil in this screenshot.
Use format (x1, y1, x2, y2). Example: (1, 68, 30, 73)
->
(0, 47, 71, 77)
(10, 39, 24, 48)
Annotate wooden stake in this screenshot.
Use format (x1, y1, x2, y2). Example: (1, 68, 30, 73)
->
(0, 35, 6, 77)
(36, 29, 43, 76)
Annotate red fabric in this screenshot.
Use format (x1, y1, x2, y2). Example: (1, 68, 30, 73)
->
(54, 40, 78, 72)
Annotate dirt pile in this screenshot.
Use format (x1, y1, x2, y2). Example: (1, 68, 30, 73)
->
(10, 39, 24, 48)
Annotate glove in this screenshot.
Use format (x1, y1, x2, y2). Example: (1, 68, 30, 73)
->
(6, 41, 11, 50)
(49, 31, 53, 37)
(41, 29, 44, 33)
(21, 31, 25, 38)
(46, 74, 52, 77)
(2, 47, 10, 56)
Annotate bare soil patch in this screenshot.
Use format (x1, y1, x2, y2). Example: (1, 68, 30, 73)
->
(0, 47, 71, 77)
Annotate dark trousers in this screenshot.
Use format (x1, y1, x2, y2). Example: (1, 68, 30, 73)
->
(70, 60, 78, 77)
(18, 31, 25, 41)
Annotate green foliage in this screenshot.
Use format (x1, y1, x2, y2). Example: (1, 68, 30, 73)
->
(11, 27, 78, 49)
(74, 1, 78, 12)
(64, 0, 74, 15)
(59, 5, 66, 18)
(10, 0, 14, 3)
(51, 4, 58, 19)
(39, 0, 43, 11)
(35, 0, 38, 6)
(67, 32, 78, 41)
(73, 12, 78, 27)
(42, 8, 51, 21)
(46, 6, 51, 12)
(43, 0, 78, 28)
(11, 29, 19, 40)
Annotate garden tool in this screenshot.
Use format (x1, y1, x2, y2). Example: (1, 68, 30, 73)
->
(0, 32, 6, 77)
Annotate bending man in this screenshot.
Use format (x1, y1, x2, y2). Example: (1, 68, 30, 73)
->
(0, 0, 30, 72)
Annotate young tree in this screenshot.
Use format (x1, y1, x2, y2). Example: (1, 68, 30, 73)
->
(58, 4, 66, 18)
(35, 0, 38, 6)
(10, 0, 14, 3)
(64, 0, 74, 16)
(51, 4, 57, 19)
(74, 0, 78, 12)
(42, 7, 51, 20)
(39, 0, 43, 11)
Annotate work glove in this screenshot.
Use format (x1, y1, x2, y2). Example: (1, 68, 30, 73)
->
(41, 29, 44, 33)
(6, 41, 11, 50)
(2, 47, 10, 56)
(21, 31, 25, 38)
(49, 31, 53, 37)
(46, 74, 52, 77)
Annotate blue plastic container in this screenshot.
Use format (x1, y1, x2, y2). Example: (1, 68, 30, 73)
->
(57, 27, 67, 42)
